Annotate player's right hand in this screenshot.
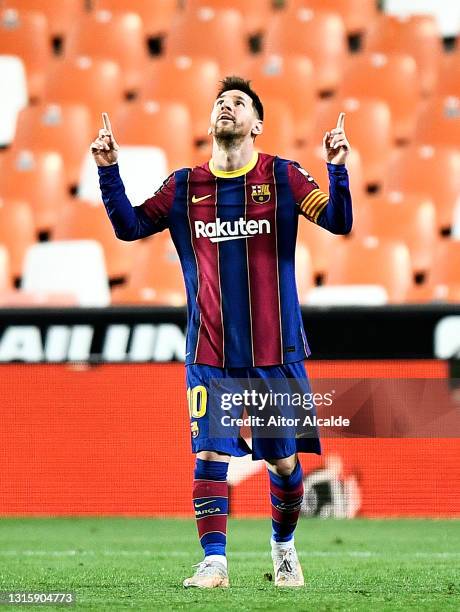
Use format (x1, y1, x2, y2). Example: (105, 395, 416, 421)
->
(90, 112, 119, 167)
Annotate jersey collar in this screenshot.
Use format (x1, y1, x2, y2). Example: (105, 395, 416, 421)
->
(209, 151, 258, 178)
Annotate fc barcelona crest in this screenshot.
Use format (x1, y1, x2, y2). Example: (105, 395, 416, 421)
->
(251, 184, 271, 204)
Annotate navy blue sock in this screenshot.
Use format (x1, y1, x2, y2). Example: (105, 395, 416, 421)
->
(193, 459, 229, 557)
(268, 461, 304, 543)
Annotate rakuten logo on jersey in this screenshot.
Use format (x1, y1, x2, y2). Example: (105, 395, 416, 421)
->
(194, 217, 271, 243)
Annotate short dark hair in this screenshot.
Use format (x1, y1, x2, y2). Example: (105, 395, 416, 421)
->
(216, 76, 264, 121)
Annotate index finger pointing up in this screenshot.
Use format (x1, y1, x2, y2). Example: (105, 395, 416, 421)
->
(336, 112, 345, 130)
(102, 112, 113, 134)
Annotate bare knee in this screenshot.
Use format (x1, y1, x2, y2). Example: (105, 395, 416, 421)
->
(197, 451, 230, 463)
(265, 453, 298, 477)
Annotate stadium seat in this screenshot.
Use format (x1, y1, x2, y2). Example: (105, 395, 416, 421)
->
(297, 219, 336, 280)
(12, 103, 92, 188)
(287, 0, 378, 36)
(53, 199, 135, 280)
(310, 96, 392, 188)
(437, 52, 460, 98)
(0, 55, 28, 146)
(65, 10, 148, 94)
(165, 7, 249, 74)
(114, 100, 194, 171)
(385, 145, 460, 232)
(427, 240, 460, 288)
(186, 0, 273, 37)
(21, 240, 111, 306)
(0, 149, 68, 232)
(354, 193, 437, 274)
(384, 0, 460, 38)
(0, 8, 51, 100)
(111, 233, 186, 306)
(0, 288, 78, 306)
(363, 14, 442, 96)
(78, 146, 168, 207)
(295, 145, 365, 200)
(264, 8, 347, 95)
(241, 54, 316, 146)
(414, 95, 460, 147)
(4, 0, 85, 39)
(0, 245, 11, 290)
(295, 242, 313, 304)
(44, 57, 124, 133)
(92, 0, 178, 39)
(340, 53, 421, 143)
(254, 98, 296, 159)
(325, 237, 413, 303)
(306, 285, 389, 306)
(140, 56, 221, 143)
(0, 198, 35, 279)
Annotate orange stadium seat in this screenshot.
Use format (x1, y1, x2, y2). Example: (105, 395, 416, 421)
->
(325, 237, 413, 303)
(113, 100, 194, 171)
(363, 13, 443, 96)
(12, 103, 92, 188)
(297, 219, 336, 280)
(140, 56, 221, 143)
(340, 53, 421, 143)
(0, 8, 51, 100)
(186, 0, 274, 37)
(4, 0, 85, 39)
(437, 52, 460, 98)
(44, 57, 124, 133)
(311, 96, 392, 188)
(385, 145, 460, 232)
(0, 198, 35, 279)
(254, 98, 296, 159)
(287, 0, 378, 36)
(264, 8, 347, 95)
(428, 240, 460, 289)
(415, 95, 460, 147)
(112, 233, 186, 306)
(295, 145, 365, 201)
(354, 193, 437, 274)
(0, 245, 11, 290)
(53, 199, 135, 280)
(0, 150, 68, 232)
(64, 10, 148, 94)
(165, 7, 249, 74)
(241, 54, 316, 146)
(92, 0, 178, 38)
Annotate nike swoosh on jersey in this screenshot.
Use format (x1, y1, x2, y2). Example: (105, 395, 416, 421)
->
(192, 194, 212, 203)
(194, 499, 216, 508)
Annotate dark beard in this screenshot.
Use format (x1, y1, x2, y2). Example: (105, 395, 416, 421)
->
(214, 128, 244, 150)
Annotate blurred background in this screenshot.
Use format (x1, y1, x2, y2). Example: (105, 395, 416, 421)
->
(0, 1, 458, 519)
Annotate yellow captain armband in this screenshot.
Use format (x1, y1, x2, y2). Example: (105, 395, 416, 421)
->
(299, 189, 329, 223)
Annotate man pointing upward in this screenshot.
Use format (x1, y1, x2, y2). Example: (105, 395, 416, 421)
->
(93, 76, 352, 589)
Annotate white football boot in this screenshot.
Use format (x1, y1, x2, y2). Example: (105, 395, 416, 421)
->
(183, 559, 229, 588)
(271, 543, 305, 587)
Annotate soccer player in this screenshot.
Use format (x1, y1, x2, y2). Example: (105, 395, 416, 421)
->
(92, 76, 352, 588)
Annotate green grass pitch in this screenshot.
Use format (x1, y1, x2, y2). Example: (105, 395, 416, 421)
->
(0, 518, 458, 611)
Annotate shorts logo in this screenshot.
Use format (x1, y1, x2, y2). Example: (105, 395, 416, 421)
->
(251, 184, 271, 203)
(191, 421, 199, 438)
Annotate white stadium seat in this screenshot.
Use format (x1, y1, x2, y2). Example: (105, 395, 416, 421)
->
(78, 145, 168, 205)
(384, 0, 460, 37)
(0, 55, 28, 145)
(306, 285, 389, 306)
(21, 240, 110, 306)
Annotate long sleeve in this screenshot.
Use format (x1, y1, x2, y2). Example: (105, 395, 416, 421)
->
(98, 164, 174, 241)
(289, 161, 353, 235)
(316, 163, 353, 235)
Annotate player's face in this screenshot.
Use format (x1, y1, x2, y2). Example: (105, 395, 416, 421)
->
(209, 90, 262, 141)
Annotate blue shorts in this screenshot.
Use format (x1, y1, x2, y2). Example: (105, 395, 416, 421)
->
(185, 361, 321, 461)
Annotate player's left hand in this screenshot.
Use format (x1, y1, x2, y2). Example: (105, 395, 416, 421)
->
(323, 112, 350, 165)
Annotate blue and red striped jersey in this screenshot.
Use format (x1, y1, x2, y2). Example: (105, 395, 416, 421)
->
(99, 151, 352, 367)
